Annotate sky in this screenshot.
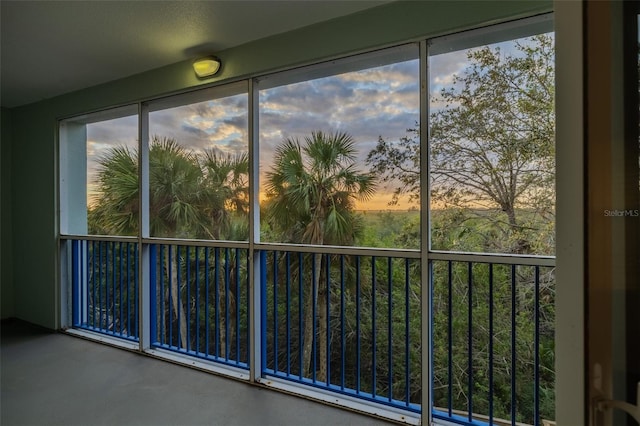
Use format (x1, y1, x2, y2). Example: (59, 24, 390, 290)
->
(84, 33, 550, 211)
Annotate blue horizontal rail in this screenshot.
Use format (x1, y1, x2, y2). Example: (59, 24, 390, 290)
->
(70, 239, 139, 341)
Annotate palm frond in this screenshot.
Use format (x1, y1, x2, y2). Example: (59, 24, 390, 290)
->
(264, 130, 376, 245)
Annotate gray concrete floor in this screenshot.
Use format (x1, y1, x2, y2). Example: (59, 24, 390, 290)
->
(1, 319, 394, 426)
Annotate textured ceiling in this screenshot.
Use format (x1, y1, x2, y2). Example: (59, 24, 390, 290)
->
(0, 1, 391, 108)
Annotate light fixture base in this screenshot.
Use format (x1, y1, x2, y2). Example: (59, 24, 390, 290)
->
(193, 56, 221, 78)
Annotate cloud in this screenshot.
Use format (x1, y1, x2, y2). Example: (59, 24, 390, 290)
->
(181, 124, 210, 138)
(147, 94, 249, 153)
(429, 50, 469, 95)
(87, 115, 138, 145)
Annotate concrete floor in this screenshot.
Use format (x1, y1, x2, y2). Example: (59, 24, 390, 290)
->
(1, 319, 394, 426)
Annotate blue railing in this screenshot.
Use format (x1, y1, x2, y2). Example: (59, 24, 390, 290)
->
(66, 237, 555, 425)
(430, 256, 555, 426)
(70, 239, 139, 341)
(261, 248, 422, 412)
(149, 243, 250, 369)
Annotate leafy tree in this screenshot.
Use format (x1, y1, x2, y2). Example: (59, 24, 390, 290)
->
(264, 130, 376, 381)
(367, 34, 555, 255)
(366, 129, 420, 208)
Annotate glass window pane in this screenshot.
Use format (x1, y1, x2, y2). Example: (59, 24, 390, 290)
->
(60, 106, 139, 236)
(258, 46, 420, 248)
(429, 25, 556, 256)
(148, 84, 249, 241)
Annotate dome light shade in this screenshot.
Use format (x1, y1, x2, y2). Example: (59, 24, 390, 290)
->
(193, 56, 221, 78)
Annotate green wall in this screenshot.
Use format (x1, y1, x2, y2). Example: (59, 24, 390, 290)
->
(5, 0, 550, 328)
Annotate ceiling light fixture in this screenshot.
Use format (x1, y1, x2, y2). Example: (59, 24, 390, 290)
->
(193, 56, 221, 78)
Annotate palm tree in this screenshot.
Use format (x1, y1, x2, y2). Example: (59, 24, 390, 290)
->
(88, 145, 139, 236)
(149, 138, 206, 348)
(149, 137, 206, 239)
(88, 136, 250, 350)
(90, 136, 207, 238)
(197, 149, 249, 356)
(198, 149, 249, 240)
(264, 131, 376, 381)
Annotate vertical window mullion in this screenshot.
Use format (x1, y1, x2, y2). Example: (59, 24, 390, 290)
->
(420, 38, 432, 426)
(138, 102, 151, 351)
(248, 78, 262, 382)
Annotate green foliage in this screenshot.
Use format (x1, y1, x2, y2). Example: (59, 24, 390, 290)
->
(263, 131, 376, 246)
(430, 258, 555, 423)
(88, 145, 139, 235)
(198, 149, 249, 240)
(88, 136, 249, 240)
(356, 209, 555, 423)
(357, 210, 420, 248)
(148, 138, 205, 238)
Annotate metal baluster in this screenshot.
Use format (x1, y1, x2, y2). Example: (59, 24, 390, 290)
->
(205, 247, 210, 357)
(286, 252, 291, 376)
(326, 253, 330, 386)
(225, 247, 230, 361)
(372, 256, 377, 398)
(468, 262, 473, 422)
(312, 253, 317, 383)
(274, 250, 279, 371)
(195, 247, 200, 355)
(340, 254, 345, 391)
(356, 255, 361, 395)
(448, 260, 453, 416)
(489, 263, 494, 423)
(111, 242, 115, 333)
(235, 248, 241, 365)
(534, 266, 540, 426)
(511, 264, 517, 425)
(298, 252, 304, 379)
(388, 256, 393, 402)
(177, 246, 182, 349)
(160, 245, 165, 345)
(119, 243, 124, 335)
(405, 258, 410, 407)
(168, 245, 173, 347)
(186, 246, 191, 352)
(215, 247, 220, 358)
(134, 244, 139, 338)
